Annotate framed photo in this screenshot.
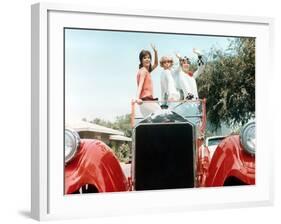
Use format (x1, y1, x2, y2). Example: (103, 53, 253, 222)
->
(31, 2, 274, 221)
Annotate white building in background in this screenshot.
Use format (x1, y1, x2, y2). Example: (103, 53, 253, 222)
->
(66, 120, 131, 144)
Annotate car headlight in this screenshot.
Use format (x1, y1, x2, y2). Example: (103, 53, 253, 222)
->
(65, 129, 80, 163)
(240, 121, 255, 155)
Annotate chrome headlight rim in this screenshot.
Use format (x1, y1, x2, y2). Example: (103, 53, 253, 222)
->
(65, 128, 80, 164)
(240, 121, 255, 155)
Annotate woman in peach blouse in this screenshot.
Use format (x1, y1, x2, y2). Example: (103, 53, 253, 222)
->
(136, 44, 161, 117)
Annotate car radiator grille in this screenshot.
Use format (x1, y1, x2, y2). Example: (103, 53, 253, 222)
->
(134, 123, 194, 191)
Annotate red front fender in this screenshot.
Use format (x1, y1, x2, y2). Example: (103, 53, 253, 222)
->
(204, 135, 255, 187)
(65, 139, 129, 194)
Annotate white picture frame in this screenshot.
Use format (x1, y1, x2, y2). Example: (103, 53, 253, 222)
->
(31, 2, 274, 221)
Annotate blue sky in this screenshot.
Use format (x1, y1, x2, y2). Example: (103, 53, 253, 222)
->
(65, 28, 236, 122)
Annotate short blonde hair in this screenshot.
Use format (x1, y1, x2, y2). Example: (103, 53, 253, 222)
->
(160, 56, 174, 67)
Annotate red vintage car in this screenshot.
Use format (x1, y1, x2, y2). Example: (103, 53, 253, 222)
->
(64, 99, 255, 194)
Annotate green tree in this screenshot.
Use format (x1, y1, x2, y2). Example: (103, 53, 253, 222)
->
(111, 114, 132, 137)
(197, 37, 255, 130)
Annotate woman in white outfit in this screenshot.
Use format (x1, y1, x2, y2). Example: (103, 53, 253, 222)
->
(160, 56, 180, 102)
(174, 48, 206, 100)
(172, 49, 206, 123)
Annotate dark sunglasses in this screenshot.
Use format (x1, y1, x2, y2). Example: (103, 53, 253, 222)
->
(180, 57, 190, 64)
(162, 60, 173, 63)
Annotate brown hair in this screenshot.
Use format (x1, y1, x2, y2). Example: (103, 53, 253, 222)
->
(139, 50, 152, 72)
